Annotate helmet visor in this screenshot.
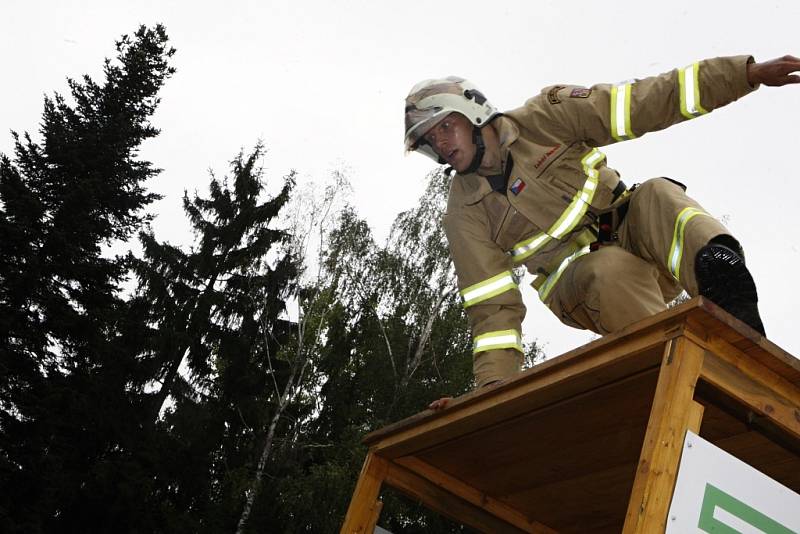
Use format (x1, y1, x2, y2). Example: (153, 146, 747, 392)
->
(404, 107, 448, 152)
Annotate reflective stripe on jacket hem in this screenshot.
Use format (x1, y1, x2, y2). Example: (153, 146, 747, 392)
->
(668, 206, 709, 280)
(473, 329, 523, 354)
(460, 271, 517, 308)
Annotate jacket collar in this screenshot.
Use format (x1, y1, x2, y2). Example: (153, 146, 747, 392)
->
(455, 115, 519, 205)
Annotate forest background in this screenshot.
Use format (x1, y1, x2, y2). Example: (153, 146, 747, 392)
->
(3, 2, 799, 530)
(0, 25, 541, 533)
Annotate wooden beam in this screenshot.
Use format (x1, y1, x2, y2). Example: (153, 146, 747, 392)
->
(364, 500, 383, 534)
(705, 333, 800, 412)
(384, 461, 530, 534)
(688, 400, 705, 434)
(622, 336, 705, 533)
(369, 326, 672, 459)
(340, 452, 388, 534)
(700, 351, 800, 440)
(684, 300, 800, 385)
(395, 457, 557, 533)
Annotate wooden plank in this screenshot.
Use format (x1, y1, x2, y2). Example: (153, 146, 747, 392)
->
(395, 457, 557, 533)
(383, 460, 529, 534)
(340, 452, 388, 534)
(688, 400, 705, 434)
(700, 351, 800, 440)
(693, 395, 749, 443)
(368, 332, 668, 459)
(689, 299, 800, 384)
(417, 368, 658, 498)
(709, 430, 800, 492)
(705, 333, 800, 412)
(622, 336, 705, 533)
(683, 324, 800, 417)
(503, 460, 640, 533)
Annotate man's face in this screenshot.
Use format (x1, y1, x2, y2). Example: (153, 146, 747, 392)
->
(422, 113, 475, 173)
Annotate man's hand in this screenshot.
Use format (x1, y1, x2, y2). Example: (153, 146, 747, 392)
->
(747, 55, 800, 87)
(427, 379, 509, 411)
(428, 396, 452, 410)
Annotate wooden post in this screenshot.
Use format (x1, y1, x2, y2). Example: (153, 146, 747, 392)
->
(340, 452, 388, 534)
(622, 336, 705, 533)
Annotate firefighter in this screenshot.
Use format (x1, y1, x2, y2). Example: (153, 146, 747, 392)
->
(403, 55, 800, 407)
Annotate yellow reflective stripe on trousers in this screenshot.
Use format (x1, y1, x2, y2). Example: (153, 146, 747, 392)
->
(473, 329, 523, 354)
(668, 207, 709, 280)
(679, 62, 708, 119)
(510, 149, 605, 263)
(610, 83, 636, 141)
(460, 271, 517, 308)
(537, 245, 591, 301)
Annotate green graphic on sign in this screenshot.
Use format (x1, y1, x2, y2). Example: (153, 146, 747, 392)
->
(698, 483, 796, 533)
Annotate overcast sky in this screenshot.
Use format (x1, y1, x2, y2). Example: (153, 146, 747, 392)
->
(2, 0, 799, 359)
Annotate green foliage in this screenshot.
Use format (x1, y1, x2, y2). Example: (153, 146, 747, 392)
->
(0, 24, 543, 533)
(256, 169, 478, 533)
(0, 24, 174, 533)
(131, 143, 297, 531)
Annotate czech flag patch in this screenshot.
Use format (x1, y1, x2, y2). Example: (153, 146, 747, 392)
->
(509, 178, 526, 196)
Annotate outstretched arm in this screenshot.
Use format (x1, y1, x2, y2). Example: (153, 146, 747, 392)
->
(510, 56, 759, 147)
(748, 55, 800, 87)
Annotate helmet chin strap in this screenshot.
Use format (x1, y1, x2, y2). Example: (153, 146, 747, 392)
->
(463, 126, 485, 174)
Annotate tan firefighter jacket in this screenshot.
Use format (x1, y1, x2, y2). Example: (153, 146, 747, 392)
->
(442, 55, 756, 368)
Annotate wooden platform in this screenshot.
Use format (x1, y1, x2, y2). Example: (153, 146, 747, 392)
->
(340, 297, 800, 533)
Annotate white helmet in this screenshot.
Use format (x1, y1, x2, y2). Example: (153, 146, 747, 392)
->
(404, 76, 499, 164)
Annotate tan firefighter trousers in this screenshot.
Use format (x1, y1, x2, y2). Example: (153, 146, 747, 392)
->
(544, 177, 730, 336)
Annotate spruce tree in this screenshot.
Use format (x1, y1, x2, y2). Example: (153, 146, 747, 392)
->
(131, 144, 297, 530)
(0, 25, 174, 532)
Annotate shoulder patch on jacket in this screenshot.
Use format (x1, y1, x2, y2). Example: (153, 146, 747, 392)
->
(570, 87, 592, 98)
(547, 85, 566, 105)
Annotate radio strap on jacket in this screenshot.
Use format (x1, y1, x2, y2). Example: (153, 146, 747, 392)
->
(485, 153, 515, 193)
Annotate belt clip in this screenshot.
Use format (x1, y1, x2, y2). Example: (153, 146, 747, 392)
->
(592, 212, 617, 250)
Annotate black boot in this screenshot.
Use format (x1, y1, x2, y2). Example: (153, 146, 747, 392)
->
(694, 241, 766, 336)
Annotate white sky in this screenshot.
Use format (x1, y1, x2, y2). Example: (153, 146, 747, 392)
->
(2, 0, 799, 359)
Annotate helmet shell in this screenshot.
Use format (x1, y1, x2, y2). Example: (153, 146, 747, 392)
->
(404, 76, 498, 163)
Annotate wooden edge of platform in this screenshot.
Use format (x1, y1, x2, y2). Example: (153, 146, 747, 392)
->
(692, 298, 800, 377)
(363, 298, 799, 448)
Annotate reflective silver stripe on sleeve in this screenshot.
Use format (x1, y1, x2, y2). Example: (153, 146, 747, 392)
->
(460, 271, 517, 308)
(667, 207, 709, 280)
(537, 245, 591, 301)
(611, 82, 636, 141)
(679, 62, 708, 119)
(473, 329, 523, 354)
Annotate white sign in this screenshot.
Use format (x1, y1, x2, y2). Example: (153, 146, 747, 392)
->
(666, 431, 800, 533)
